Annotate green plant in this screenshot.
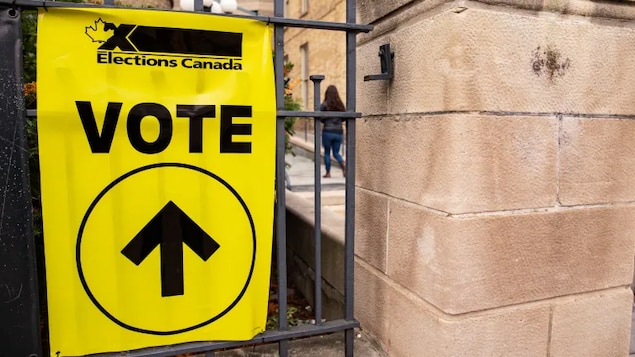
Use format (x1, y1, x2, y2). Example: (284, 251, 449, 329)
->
(283, 60, 301, 156)
(266, 306, 300, 330)
(21, 11, 41, 239)
(21, 11, 37, 84)
(25, 111, 42, 238)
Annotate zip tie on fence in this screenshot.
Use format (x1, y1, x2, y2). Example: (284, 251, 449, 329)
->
(9, 0, 21, 15)
(42, 0, 48, 11)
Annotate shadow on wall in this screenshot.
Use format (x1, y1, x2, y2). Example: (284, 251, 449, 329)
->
(285, 190, 346, 321)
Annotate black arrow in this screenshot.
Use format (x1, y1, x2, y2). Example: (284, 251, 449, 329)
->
(121, 201, 220, 297)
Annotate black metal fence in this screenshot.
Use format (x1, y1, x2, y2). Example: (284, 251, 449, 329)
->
(0, 0, 371, 356)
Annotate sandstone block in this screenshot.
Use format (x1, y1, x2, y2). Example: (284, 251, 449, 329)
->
(355, 259, 391, 345)
(355, 259, 551, 356)
(560, 117, 635, 205)
(355, 188, 388, 272)
(358, 8, 635, 115)
(386, 200, 635, 314)
(356, 114, 558, 214)
(550, 288, 633, 356)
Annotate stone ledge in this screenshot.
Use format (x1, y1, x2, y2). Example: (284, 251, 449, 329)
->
(359, 0, 635, 44)
(285, 189, 346, 320)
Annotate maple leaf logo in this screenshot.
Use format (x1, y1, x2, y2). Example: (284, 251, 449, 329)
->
(85, 18, 113, 43)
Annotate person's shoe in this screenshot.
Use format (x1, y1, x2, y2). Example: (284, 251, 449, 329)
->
(339, 161, 346, 177)
(323, 172, 331, 178)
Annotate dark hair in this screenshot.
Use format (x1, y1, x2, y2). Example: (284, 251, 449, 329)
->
(323, 85, 345, 112)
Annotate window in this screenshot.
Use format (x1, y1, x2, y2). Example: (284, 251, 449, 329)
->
(301, 0, 308, 16)
(300, 43, 309, 110)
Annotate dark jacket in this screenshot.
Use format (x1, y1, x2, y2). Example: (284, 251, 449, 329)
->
(320, 102, 344, 134)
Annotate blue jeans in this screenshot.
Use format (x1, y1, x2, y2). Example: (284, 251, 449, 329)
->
(322, 131, 343, 172)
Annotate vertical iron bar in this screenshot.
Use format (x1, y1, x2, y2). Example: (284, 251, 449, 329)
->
(194, 0, 203, 12)
(204, 351, 215, 357)
(103, 0, 114, 5)
(310, 74, 324, 326)
(344, 0, 357, 354)
(273, 0, 288, 356)
(0, 7, 42, 357)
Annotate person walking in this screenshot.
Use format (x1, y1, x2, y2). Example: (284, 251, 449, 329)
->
(320, 85, 346, 178)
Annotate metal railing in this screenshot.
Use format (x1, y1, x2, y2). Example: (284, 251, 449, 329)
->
(0, 1, 371, 356)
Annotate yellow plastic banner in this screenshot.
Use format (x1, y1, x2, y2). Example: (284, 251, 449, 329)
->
(37, 7, 275, 356)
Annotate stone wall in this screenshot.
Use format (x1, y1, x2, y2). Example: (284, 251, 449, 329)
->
(356, 0, 635, 355)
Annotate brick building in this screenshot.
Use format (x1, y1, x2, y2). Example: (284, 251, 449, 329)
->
(283, 0, 346, 112)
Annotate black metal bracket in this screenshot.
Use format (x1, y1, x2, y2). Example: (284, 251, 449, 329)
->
(363, 43, 394, 81)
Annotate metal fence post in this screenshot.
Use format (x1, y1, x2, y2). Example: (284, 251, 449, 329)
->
(0, 7, 43, 357)
(309, 74, 324, 326)
(344, 0, 357, 355)
(273, 0, 289, 356)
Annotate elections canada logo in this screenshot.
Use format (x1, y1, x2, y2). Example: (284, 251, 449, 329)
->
(85, 18, 243, 71)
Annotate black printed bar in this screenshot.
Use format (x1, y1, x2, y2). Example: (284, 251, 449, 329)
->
(99, 24, 243, 57)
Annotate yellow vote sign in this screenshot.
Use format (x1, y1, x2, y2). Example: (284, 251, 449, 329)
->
(37, 7, 275, 356)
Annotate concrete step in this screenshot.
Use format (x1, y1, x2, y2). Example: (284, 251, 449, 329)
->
(294, 190, 345, 206)
(213, 330, 387, 357)
(329, 204, 346, 215)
